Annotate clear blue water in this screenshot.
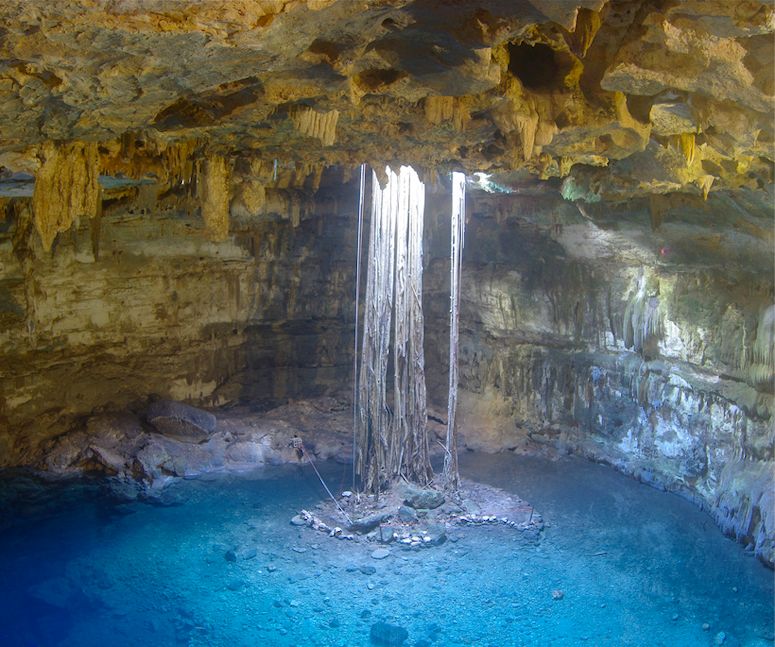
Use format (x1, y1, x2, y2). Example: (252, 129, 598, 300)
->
(0, 453, 772, 647)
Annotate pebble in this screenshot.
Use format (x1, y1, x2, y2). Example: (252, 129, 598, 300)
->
(341, 491, 352, 498)
(367, 582, 375, 591)
(702, 623, 710, 631)
(266, 565, 277, 572)
(360, 565, 376, 575)
(714, 631, 726, 645)
(291, 546, 307, 553)
(289, 600, 300, 608)
(371, 548, 391, 560)
(551, 589, 564, 600)
(290, 515, 307, 526)
(671, 613, 679, 621)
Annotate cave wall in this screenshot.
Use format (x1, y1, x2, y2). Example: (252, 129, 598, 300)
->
(423, 186, 774, 563)
(0, 170, 772, 562)
(0, 181, 358, 466)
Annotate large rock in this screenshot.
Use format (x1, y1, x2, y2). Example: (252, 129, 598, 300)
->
(349, 512, 392, 534)
(403, 486, 445, 510)
(146, 400, 217, 443)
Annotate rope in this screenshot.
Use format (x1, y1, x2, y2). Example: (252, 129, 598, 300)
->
(352, 163, 366, 491)
(300, 442, 352, 525)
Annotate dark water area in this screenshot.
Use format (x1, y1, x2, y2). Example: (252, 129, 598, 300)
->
(0, 454, 771, 646)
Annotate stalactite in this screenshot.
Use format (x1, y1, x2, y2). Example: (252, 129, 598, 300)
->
(515, 110, 539, 161)
(290, 106, 339, 146)
(746, 305, 775, 386)
(444, 171, 466, 491)
(424, 96, 471, 131)
(696, 174, 714, 200)
(32, 141, 100, 251)
(571, 7, 602, 57)
(676, 132, 697, 167)
(199, 154, 230, 241)
(623, 274, 663, 352)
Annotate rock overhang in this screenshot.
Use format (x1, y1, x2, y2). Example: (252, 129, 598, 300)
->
(0, 0, 771, 207)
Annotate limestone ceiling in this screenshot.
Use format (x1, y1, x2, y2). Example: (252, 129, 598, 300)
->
(0, 0, 773, 201)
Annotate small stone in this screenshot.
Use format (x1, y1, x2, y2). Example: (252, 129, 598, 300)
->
(289, 600, 300, 608)
(342, 491, 352, 498)
(671, 614, 679, 621)
(290, 515, 307, 526)
(227, 580, 245, 591)
(702, 623, 710, 631)
(551, 589, 564, 600)
(367, 582, 375, 591)
(266, 565, 277, 572)
(714, 631, 726, 645)
(360, 565, 376, 575)
(291, 546, 307, 554)
(371, 548, 390, 560)
(224, 549, 237, 562)
(731, 587, 738, 593)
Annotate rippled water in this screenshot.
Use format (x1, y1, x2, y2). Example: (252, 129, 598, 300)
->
(0, 453, 772, 647)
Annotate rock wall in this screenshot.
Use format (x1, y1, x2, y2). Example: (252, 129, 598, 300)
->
(423, 186, 774, 564)
(1, 169, 772, 564)
(0, 178, 359, 467)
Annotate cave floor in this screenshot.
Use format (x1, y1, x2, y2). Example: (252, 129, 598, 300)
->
(0, 454, 772, 647)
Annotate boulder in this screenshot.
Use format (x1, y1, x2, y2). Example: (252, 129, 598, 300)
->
(146, 400, 216, 443)
(349, 512, 391, 533)
(404, 486, 445, 510)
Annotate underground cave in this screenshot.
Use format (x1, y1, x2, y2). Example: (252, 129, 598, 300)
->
(0, 1, 773, 646)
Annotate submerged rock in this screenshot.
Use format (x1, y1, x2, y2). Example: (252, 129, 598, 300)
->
(146, 400, 216, 443)
(370, 621, 409, 646)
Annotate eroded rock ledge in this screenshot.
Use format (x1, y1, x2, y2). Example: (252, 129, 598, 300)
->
(0, 0, 773, 240)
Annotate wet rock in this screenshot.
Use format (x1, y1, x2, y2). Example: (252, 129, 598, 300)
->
(424, 524, 447, 547)
(350, 512, 392, 533)
(371, 548, 390, 560)
(404, 486, 445, 510)
(398, 505, 418, 522)
(370, 621, 409, 646)
(360, 565, 376, 575)
(290, 514, 307, 526)
(146, 400, 216, 443)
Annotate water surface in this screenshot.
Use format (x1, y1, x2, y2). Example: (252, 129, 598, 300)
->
(0, 454, 771, 646)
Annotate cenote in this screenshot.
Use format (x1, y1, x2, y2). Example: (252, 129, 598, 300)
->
(0, 454, 772, 647)
(1, 2, 774, 647)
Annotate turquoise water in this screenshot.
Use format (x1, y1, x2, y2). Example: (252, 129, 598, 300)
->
(0, 454, 772, 647)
